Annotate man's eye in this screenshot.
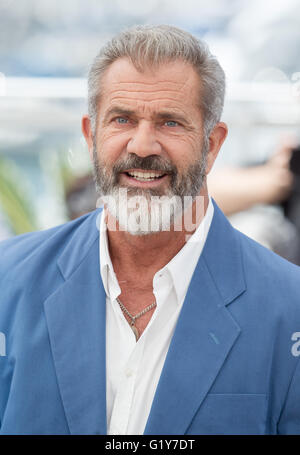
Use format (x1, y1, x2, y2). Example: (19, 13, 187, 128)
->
(115, 117, 128, 124)
(165, 120, 178, 127)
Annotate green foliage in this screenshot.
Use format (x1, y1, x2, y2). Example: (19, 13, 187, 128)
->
(0, 156, 37, 235)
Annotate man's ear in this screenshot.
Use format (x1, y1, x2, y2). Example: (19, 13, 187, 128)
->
(206, 122, 228, 174)
(82, 115, 94, 160)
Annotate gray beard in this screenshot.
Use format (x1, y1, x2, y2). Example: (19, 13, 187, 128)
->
(92, 139, 208, 235)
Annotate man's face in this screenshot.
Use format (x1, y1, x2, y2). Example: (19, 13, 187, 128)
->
(91, 58, 209, 233)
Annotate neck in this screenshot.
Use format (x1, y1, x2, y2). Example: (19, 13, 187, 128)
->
(106, 189, 209, 278)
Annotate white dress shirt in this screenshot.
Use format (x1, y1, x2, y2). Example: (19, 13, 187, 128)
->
(99, 197, 214, 435)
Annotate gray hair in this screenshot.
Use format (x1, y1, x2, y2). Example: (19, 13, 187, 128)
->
(87, 24, 225, 137)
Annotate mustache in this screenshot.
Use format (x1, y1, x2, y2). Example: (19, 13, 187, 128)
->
(112, 154, 177, 175)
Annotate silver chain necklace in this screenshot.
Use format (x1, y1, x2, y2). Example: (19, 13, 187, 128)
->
(116, 297, 157, 341)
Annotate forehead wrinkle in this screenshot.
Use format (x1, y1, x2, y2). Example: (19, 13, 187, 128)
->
(101, 58, 201, 98)
(108, 95, 192, 104)
(108, 79, 195, 97)
(103, 75, 200, 107)
(106, 98, 198, 118)
(110, 80, 185, 88)
(108, 88, 188, 96)
(106, 100, 191, 113)
(106, 85, 192, 100)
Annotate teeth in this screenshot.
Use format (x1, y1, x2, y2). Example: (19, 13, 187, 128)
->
(127, 171, 164, 181)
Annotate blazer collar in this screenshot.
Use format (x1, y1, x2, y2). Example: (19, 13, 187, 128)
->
(144, 200, 246, 434)
(44, 209, 107, 435)
(57, 209, 101, 280)
(56, 200, 245, 305)
(202, 199, 246, 306)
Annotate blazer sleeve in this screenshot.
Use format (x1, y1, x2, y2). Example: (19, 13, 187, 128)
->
(277, 358, 300, 434)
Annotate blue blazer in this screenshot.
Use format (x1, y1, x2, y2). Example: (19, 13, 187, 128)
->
(0, 200, 300, 435)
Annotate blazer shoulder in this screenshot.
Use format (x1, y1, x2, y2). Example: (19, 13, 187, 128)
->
(234, 227, 300, 314)
(0, 210, 99, 281)
(235, 227, 300, 277)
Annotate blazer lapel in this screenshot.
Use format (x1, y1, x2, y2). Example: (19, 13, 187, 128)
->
(43, 210, 107, 435)
(42, 202, 246, 435)
(144, 201, 246, 435)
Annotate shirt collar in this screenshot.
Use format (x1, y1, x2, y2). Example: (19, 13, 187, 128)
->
(99, 211, 121, 302)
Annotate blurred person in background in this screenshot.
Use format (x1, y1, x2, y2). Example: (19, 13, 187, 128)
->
(0, 25, 300, 435)
(65, 174, 98, 220)
(208, 139, 300, 263)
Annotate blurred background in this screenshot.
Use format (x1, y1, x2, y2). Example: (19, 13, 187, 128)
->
(1, 0, 300, 262)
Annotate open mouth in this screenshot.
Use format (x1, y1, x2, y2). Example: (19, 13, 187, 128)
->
(124, 169, 167, 182)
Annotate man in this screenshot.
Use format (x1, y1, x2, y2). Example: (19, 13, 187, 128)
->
(0, 25, 300, 435)
(208, 139, 299, 263)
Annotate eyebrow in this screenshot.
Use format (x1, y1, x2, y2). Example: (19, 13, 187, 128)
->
(155, 111, 188, 124)
(102, 106, 189, 125)
(102, 107, 136, 124)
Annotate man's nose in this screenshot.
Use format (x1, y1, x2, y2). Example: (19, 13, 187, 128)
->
(126, 121, 162, 157)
